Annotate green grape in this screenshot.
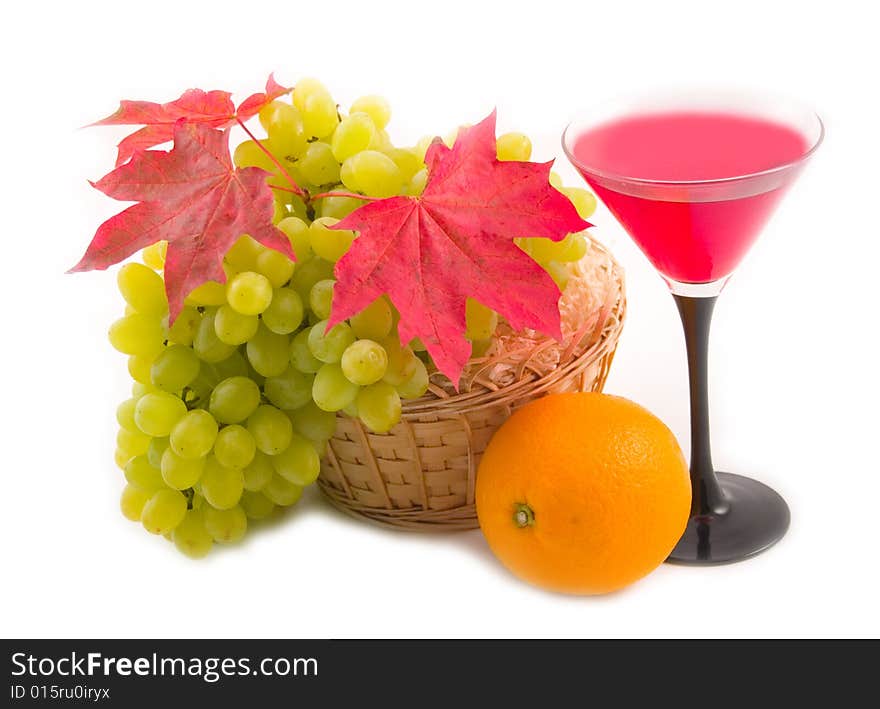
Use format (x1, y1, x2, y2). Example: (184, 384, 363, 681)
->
(246, 324, 291, 377)
(340, 339, 388, 385)
(212, 351, 249, 380)
(255, 249, 295, 288)
(350, 298, 393, 340)
(387, 147, 423, 181)
(308, 320, 355, 363)
(465, 299, 498, 340)
(213, 305, 258, 346)
(208, 376, 261, 424)
(120, 484, 151, 522)
(150, 344, 200, 392)
(271, 432, 320, 485)
(186, 367, 217, 407)
(128, 354, 154, 384)
(184, 281, 227, 307)
(117, 262, 168, 316)
(262, 287, 304, 335)
(331, 112, 376, 161)
(308, 279, 335, 320)
(172, 509, 213, 558)
(258, 99, 286, 130)
(265, 366, 313, 410)
(277, 216, 313, 261)
(368, 128, 394, 153)
(245, 365, 264, 392)
(561, 187, 598, 219)
(200, 455, 244, 510)
(396, 356, 429, 399)
(241, 490, 275, 519)
(312, 363, 359, 412)
(340, 150, 403, 197)
(288, 401, 337, 442)
(299, 93, 339, 139)
(247, 405, 293, 455)
(263, 474, 304, 507)
(471, 338, 493, 357)
(519, 237, 559, 263)
(261, 100, 306, 144)
(272, 190, 290, 224)
(117, 427, 151, 458)
(130, 382, 158, 398)
(407, 168, 428, 196)
(298, 141, 340, 185)
(193, 309, 236, 363)
(115, 448, 132, 470)
(380, 335, 417, 386)
(160, 447, 205, 490)
(108, 313, 164, 357)
(124, 455, 164, 492)
(544, 261, 570, 289)
(142, 241, 167, 270)
(318, 192, 364, 220)
(291, 257, 334, 302)
(166, 306, 201, 346)
(141, 489, 187, 535)
(309, 217, 355, 263)
(116, 397, 140, 432)
(213, 424, 256, 469)
(134, 391, 187, 437)
(147, 436, 170, 468)
(549, 171, 563, 189)
(350, 94, 391, 130)
(553, 232, 589, 262)
(226, 271, 273, 315)
(265, 108, 308, 158)
(289, 329, 323, 373)
(224, 235, 264, 273)
(496, 132, 532, 161)
(233, 139, 276, 171)
(243, 450, 274, 491)
(356, 382, 402, 433)
(203, 505, 247, 543)
(409, 337, 427, 352)
(170, 409, 218, 459)
(287, 195, 310, 222)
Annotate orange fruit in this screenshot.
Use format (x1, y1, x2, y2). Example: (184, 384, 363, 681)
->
(476, 392, 690, 595)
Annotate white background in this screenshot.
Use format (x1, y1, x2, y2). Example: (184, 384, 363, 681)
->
(2, 0, 878, 639)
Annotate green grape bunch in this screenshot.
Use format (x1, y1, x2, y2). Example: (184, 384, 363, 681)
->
(108, 78, 598, 556)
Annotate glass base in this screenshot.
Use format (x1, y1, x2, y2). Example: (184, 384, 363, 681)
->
(666, 472, 790, 565)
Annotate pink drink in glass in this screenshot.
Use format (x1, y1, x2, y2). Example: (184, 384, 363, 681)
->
(570, 111, 809, 283)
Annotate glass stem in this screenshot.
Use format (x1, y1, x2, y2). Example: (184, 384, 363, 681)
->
(673, 294, 729, 517)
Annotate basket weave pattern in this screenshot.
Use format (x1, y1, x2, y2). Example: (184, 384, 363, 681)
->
(318, 240, 626, 530)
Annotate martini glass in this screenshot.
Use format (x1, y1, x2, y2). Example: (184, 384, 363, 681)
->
(562, 92, 823, 564)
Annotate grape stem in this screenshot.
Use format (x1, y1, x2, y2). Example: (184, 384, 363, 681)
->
(268, 185, 302, 195)
(234, 118, 306, 198)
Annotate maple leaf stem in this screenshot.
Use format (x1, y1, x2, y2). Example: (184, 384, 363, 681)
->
(234, 117, 306, 198)
(310, 190, 380, 202)
(269, 185, 302, 195)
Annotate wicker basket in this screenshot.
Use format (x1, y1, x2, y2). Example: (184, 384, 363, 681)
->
(318, 238, 626, 531)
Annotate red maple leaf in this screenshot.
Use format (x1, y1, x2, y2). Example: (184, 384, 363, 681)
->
(93, 74, 288, 166)
(329, 111, 590, 385)
(70, 121, 294, 321)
